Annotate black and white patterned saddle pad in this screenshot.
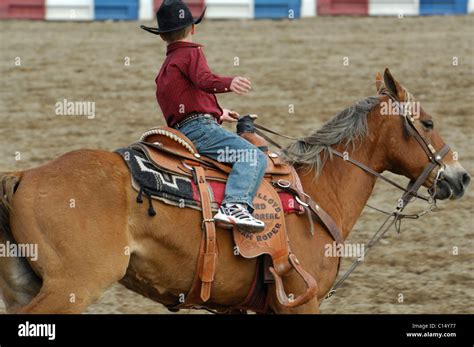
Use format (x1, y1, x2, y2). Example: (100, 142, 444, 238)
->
(115, 147, 220, 211)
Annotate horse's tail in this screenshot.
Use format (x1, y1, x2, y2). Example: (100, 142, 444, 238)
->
(0, 172, 42, 313)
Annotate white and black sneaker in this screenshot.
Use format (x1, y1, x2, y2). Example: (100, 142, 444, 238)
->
(214, 203, 265, 233)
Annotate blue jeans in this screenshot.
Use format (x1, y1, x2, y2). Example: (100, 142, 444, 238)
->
(179, 115, 267, 211)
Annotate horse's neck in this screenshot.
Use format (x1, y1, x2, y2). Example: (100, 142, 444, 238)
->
(298, 147, 379, 240)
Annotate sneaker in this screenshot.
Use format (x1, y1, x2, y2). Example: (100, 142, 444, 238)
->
(214, 203, 265, 233)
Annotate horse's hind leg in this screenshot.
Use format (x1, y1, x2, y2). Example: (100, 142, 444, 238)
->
(0, 255, 42, 313)
(11, 211, 131, 314)
(13, 231, 131, 314)
(0, 173, 42, 312)
(16, 277, 107, 314)
(11, 219, 131, 314)
(9, 152, 132, 313)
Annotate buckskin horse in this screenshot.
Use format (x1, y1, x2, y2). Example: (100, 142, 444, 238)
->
(0, 69, 470, 314)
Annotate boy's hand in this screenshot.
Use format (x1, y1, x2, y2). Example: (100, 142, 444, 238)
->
(230, 77, 251, 95)
(220, 109, 240, 123)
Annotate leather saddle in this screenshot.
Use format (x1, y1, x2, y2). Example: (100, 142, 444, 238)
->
(129, 116, 342, 310)
(136, 124, 292, 180)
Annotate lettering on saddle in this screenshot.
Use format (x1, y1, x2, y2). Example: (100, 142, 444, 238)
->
(129, 116, 342, 310)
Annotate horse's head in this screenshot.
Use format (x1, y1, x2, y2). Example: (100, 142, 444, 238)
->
(374, 69, 470, 200)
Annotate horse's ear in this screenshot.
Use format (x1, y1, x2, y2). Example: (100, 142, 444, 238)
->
(383, 68, 406, 100)
(375, 72, 383, 92)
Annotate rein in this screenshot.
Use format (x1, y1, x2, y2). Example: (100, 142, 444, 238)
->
(250, 93, 451, 300)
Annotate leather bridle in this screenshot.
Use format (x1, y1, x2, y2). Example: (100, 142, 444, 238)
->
(251, 90, 451, 299)
(328, 91, 451, 207)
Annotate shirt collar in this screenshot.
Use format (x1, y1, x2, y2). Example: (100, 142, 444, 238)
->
(166, 41, 203, 55)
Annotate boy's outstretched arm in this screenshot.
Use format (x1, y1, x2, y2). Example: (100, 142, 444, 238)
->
(187, 47, 251, 95)
(230, 77, 251, 95)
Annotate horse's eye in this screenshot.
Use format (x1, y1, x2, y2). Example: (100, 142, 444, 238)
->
(421, 119, 434, 130)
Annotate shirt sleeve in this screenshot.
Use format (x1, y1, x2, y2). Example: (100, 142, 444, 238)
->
(186, 47, 233, 94)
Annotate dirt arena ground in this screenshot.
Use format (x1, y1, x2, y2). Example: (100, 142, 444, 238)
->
(0, 15, 472, 314)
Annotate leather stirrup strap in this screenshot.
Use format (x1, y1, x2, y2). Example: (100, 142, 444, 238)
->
(193, 166, 218, 302)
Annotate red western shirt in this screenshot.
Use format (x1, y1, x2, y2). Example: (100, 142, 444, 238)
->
(155, 41, 234, 127)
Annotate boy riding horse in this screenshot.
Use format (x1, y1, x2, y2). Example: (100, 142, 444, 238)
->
(141, 0, 266, 232)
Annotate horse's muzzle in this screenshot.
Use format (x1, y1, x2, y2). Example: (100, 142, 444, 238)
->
(435, 165, 471, 200)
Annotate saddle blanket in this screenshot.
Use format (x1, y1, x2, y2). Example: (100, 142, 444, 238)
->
(116, 148, 304, 214)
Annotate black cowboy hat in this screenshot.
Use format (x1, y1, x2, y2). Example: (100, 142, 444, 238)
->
(140, 0, 206, 35)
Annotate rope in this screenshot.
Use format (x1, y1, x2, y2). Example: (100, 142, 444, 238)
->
(325, 196, 438, 300)
(325, 212, 397, 299)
